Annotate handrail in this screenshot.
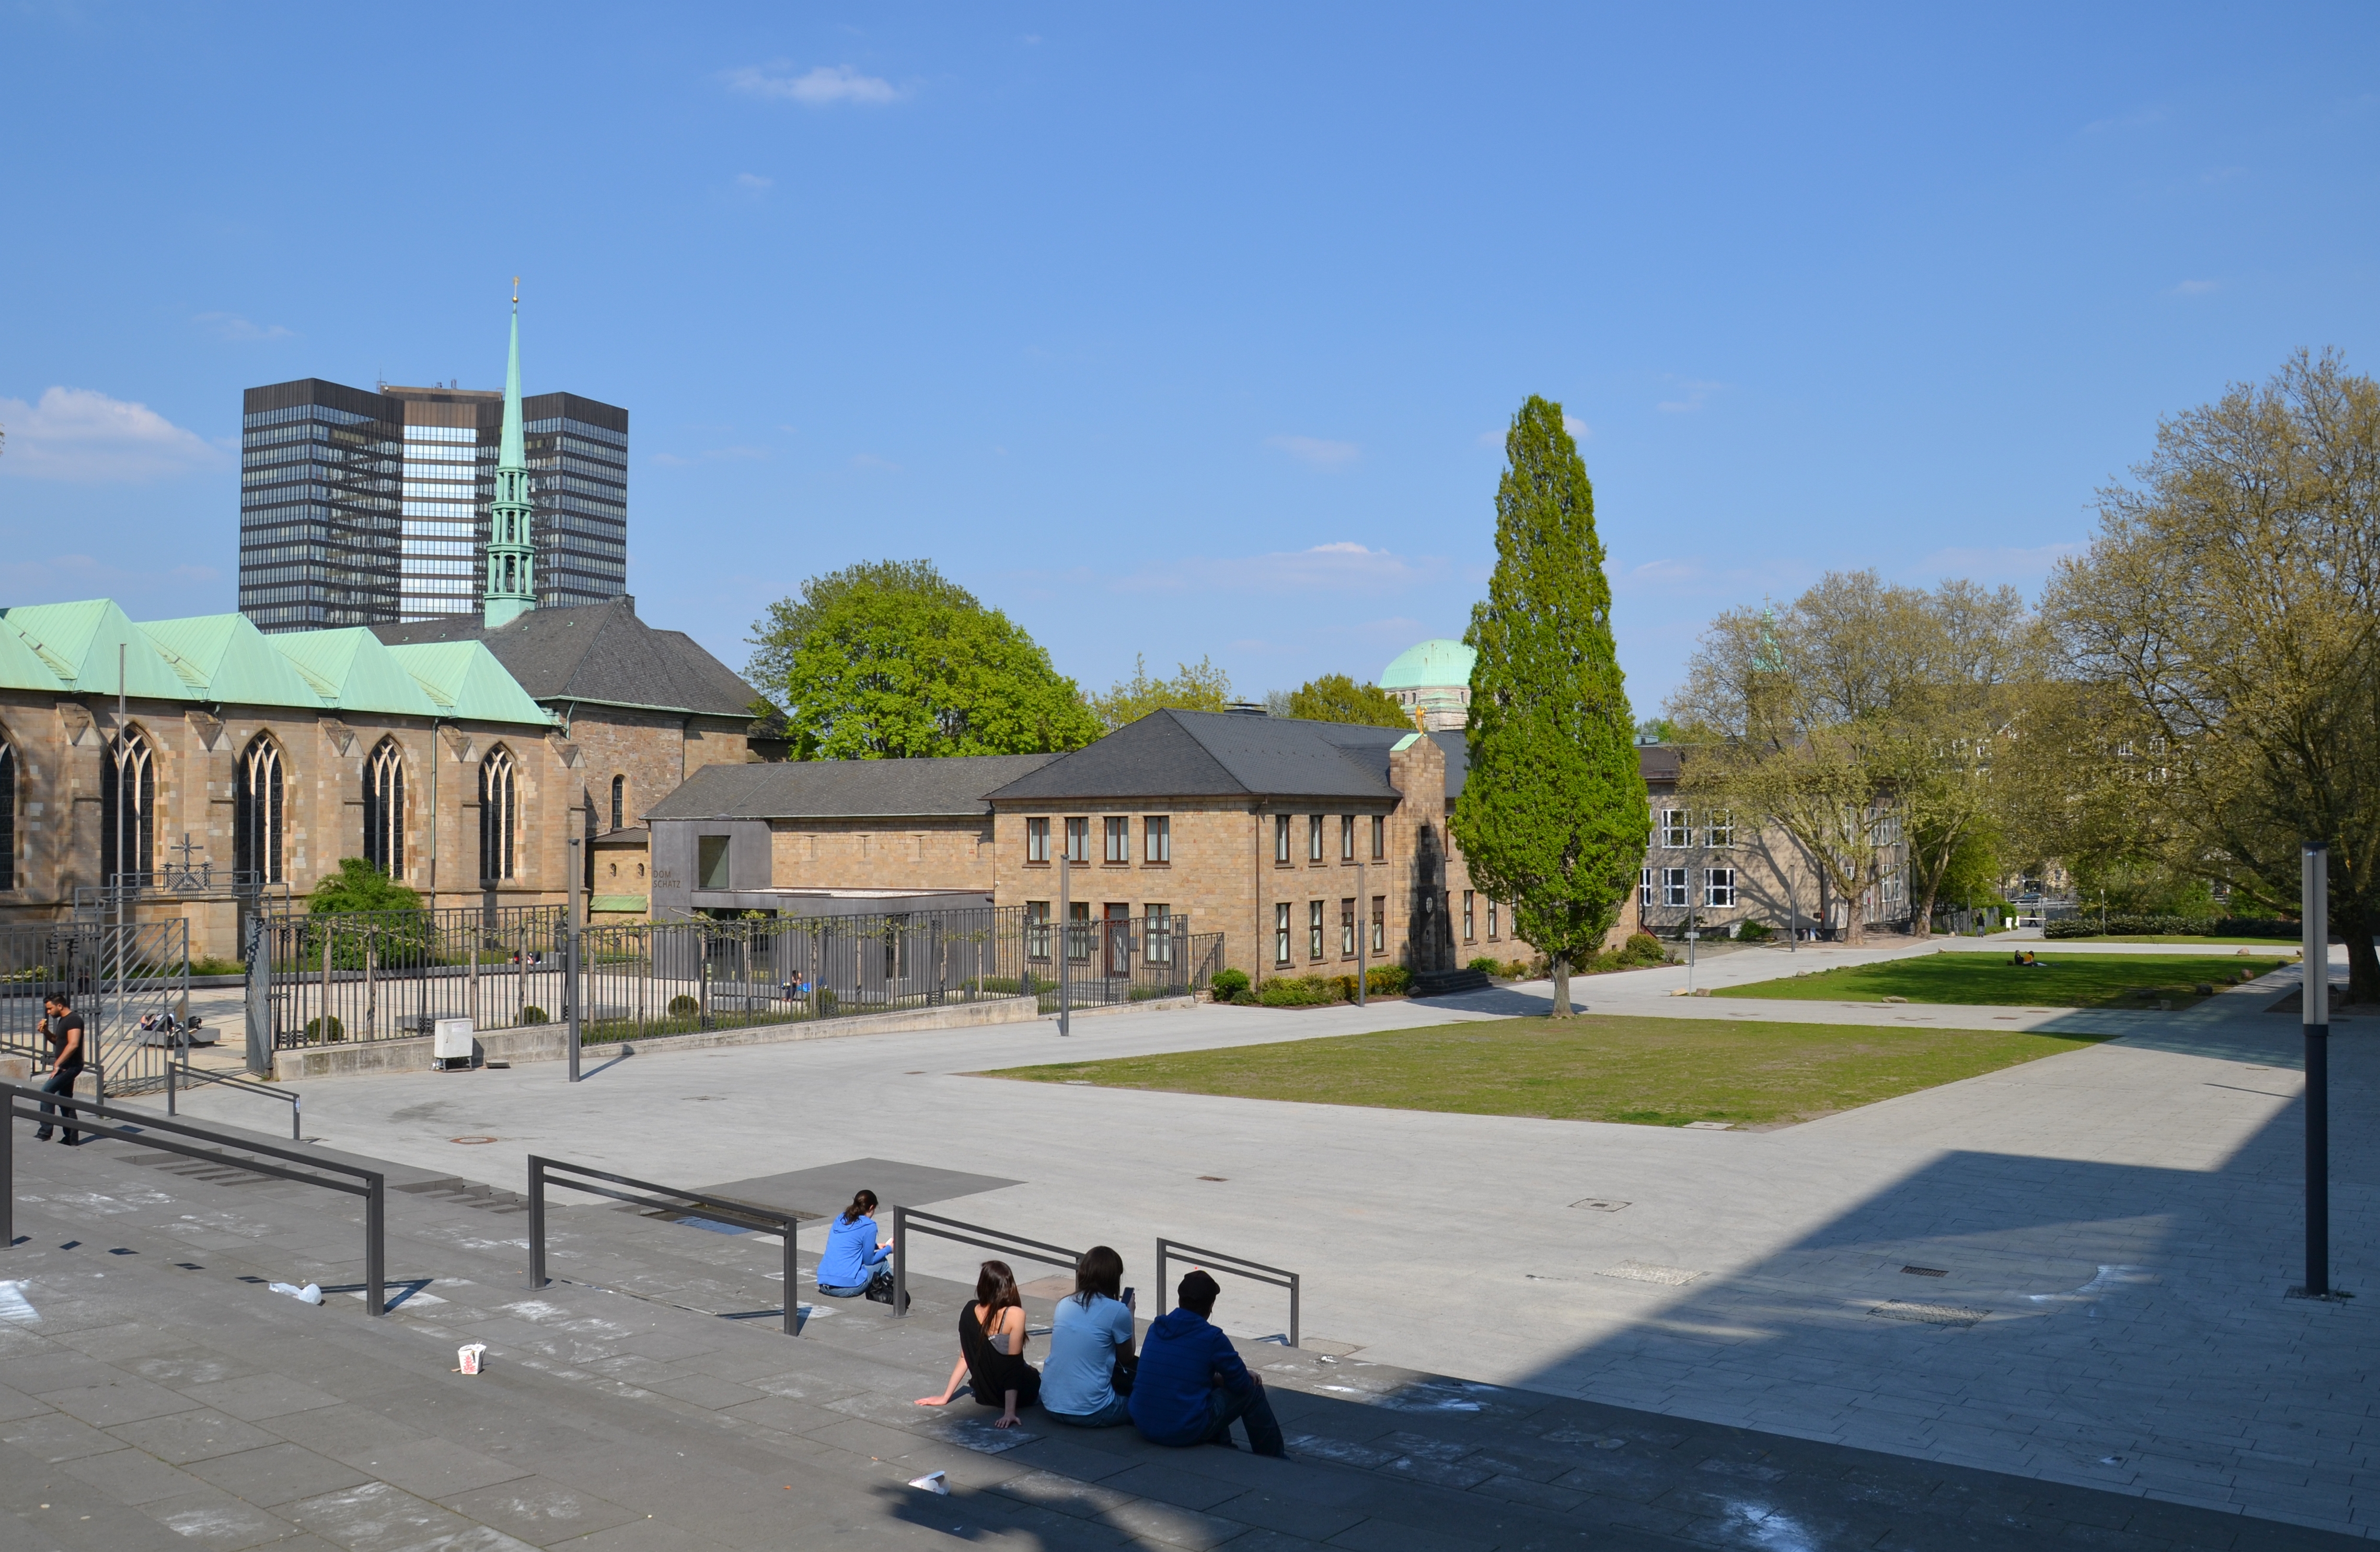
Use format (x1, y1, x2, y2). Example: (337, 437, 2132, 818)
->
(1156, 1237, 1300, 1349)
(890, 1206, 1080, 1322)
(525, 1155, 803, 1335)
(1, 1078, 385, 1314)
(164, 1047, 301, 1140)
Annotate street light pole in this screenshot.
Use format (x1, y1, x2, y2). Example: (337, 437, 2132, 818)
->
(1355, 862, 1367, 1007)
(1056, 854, 1071, 1037)
(2295, 842, 2334, 1300)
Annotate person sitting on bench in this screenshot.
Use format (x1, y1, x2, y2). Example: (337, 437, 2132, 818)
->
(916, 1260, 1040, 1429)
(1043, 1245, 1137, 1428)
(814, 1190, 893, 1297)
(1129, 1269, 1286, 1457)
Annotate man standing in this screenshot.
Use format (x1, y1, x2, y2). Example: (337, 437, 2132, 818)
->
(36, 992, 85, 1146)
(1128, 1269, 1287, 1457)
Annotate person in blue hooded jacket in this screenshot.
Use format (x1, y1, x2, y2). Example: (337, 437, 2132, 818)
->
(1127, 1269, 1286, 1456)
(815, 1189, 893, 1296)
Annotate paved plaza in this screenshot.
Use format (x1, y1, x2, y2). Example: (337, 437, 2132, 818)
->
(7, 934, 2367, 1547)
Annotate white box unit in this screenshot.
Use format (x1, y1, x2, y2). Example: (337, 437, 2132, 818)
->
(432, 1018, 476, 1072)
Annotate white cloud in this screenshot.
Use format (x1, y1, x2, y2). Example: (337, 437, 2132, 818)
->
(1266, 434, 1359, 469)
(2169, 279, 2219, 297)
(1108, 541, 1430, 597)
(735, 172, 773, 192)
(193, 312, 294, 343)
(1563, 414, 1591, 440)
(724, 62, 899, 106)
(0, 387, 220, 482)
(1656, 379, 1725, 414)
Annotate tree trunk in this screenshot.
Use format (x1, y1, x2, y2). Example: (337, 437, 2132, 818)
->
(1550, 954, 1573, 1017)
(1911, 877, 1940, 940)
(2342, 903, 2380, 1006)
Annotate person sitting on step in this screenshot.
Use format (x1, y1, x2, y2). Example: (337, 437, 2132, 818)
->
(814, 1190, 893, 1298)
(916, 1260, 1040, 1429)
(1129, 1269, 1286, 1457)
(1042, 1245, 1137, 1428)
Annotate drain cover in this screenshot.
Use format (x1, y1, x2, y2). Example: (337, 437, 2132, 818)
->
(1870, 1300, 1988, 1327)
(1570, 1199, 1631, 1212)
(1902, 1265, 1948, 1277)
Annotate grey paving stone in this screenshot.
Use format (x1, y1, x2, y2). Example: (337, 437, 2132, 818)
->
(57, 1444, 210, 1505)
(177, 1373, 345, 1423)
(184, 1443, 376, 1508)
(438, 1475, 646, 1545)
(141, 1486, 302, 1551)
(1091, 1458, 1249, 1512)
(36, 1376, 197, 1428)
(1202, 1484, 1370, 1541)
(320, 1435, 534, 1500)
(5, 1408, 146, 1462)
(109, 1409, 286, 1464)
(281, 1478, 538, 1551)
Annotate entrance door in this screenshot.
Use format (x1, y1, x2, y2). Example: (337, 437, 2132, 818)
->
(1103, 902, 1131, 978)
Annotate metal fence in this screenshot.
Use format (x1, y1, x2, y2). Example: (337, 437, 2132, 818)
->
(259, 902, 1227, 1052)
(0, 921, 191, 1097)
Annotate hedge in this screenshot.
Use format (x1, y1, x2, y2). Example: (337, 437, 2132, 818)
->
(2044, 913, 2307, 941)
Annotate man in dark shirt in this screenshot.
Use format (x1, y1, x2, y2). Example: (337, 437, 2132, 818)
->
(1128, 1269, 1287, 1456)
(37, 993, 86, 1145)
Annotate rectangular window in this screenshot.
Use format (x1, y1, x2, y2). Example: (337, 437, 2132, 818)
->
(1371, 896, 1386, 953)
(1640, 867, 1655, 908)
(1146, 904, 1172, 964)
(1026, 900, 1051, 960)
(1488, 899, 1499, 940)
(1065, 817, 1090, 864)
(1706, 810, 1734, 849)
(1308, 815, 1324, 863)
(1308, 900, 1325, 960)
(1661, 808, 1693, 849)
(1026, 817, 1049, 864)
(1275, 814, 1291, 864)
(697, 835, 730, 890)
(1275, 902, 1292, 965)
(1662, 867, 1690, 908)
(1339, 897, 1356, 957)
(1463, 890, 1476, 942)
(1340, 815, 1356, 861)
(1068, 901, 1091, 960)
(1370, 815, 1385, 860)
(1705, 867, 1736, 908)
(1144, 816, 1171, 863)
(1104, 816, 1129, 864)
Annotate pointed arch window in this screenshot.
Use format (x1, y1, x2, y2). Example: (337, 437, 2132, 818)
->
(100, 728, 155, 883)
(479, 747, 517, 882)
(610, 773, 625, 832)
(363, 738, 405, 878)
(235, 735, 285, 883)
(0, 740, 15, 890)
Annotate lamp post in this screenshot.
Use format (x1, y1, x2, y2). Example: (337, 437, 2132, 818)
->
(2294, 842, 2335, 1300)
(1056, 854, 1072, 1037)
(1355, 862, 1367, 1007)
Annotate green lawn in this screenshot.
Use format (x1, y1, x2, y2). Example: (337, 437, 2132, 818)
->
(979, 1014, 2115, 1129)
(1713, 951, 2287, 1009)
(2050, 934, 2300, 946)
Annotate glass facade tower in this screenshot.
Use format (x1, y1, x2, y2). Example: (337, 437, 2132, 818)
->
(238, 376, 628, 631)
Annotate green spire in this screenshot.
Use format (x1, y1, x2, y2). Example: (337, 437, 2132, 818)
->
(483, 281, 536, 629)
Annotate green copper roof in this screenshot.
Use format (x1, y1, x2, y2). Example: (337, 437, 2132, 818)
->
(0, 617, 67, 693)
(384, 641, 550, 724)
(268, 628, 448, 716)
(499, 298, 526, 468)
(1380, 638, 1475, 690)
(4, 600, 191, 699)
(139, 613, 334, 708)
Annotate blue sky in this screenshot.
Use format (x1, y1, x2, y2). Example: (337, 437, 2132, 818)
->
(3, 5, 2374, 713)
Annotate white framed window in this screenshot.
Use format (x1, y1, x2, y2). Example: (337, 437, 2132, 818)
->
(1340, 898, 1356, 957)
(1640, 868, 1656, 908)
(1144, 816, 1171, 863)
(1308, 815, 1324, 863)
(1275, 902, 1292, 964)
(1104, 816, 1129, 864)
(1462, 890, 1475, 942)
(1275, 815, 1291, 864)
(1370, 896, 1385, 953)
(1662, 867, 1690, 908)
(1308, 900, 1324, 959)
(1488, 899, 1500, 940)
(1705, 810, 1733, 849)
(1704, 867, 1736, 908)
(1661, 808, 1693, 849)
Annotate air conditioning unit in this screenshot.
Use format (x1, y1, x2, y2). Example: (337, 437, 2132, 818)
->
(432, 1017, 476, 1072)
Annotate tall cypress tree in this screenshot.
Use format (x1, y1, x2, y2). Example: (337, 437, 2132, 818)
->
(1451, 396, 1648, 1015)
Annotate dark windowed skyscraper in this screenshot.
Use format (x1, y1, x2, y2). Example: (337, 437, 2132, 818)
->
(238, 322, 627, 630)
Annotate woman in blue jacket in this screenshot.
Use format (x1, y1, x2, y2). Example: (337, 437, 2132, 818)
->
(815, 1189, 893, 1297)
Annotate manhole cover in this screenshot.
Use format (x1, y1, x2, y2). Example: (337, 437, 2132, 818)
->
(448, 1136, 499, 1145)
(1870, 1299, 1988, 1327)
(1570, 1199, 1631, 1212)
(1902, 1265, 1949, 1277)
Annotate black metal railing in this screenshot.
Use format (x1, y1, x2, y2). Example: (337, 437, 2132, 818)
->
(0, 921, 192, 1096)
(1, 1079, 385, 1313)
(890, 1207, 1081, 1321)
(258, 905, 566, 1051)
(1156, 1237, 1300, 1349)
(1032, 922, 1224, 1015)
(164, 1042, 301, 1140)
(524, 1155, 805, 1335)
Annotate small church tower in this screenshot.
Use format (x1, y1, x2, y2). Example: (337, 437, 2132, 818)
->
(483, 284, 537, 629)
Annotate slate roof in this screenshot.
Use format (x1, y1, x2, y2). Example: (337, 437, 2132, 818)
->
(643, 752, 1062, 821)
(371, 597, 757, 719)
(984, 710, 1467, 805)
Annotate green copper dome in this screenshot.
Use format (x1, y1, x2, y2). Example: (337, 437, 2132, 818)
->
(1380, 638, 1475, 690)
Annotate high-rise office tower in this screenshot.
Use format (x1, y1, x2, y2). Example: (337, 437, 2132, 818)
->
(238, 309, 627, 631)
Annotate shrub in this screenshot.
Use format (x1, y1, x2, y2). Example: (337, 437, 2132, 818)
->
(815, 988, 839, 1017)
(1507, 959, 1534, 979)
(519, 1005, 549, 1025)
(1256, 976, 1338, 1007)
(2045, 913, 2223, 940)
(1228, 988, 1259, 1005)
(1209, 968, 1252, 1002)
(303, 1015, 343, 1042)
(1618, 932, 1667, 967)
(667, 993, 701, 1016)
(1468, 956, 1502, 975)
(1365, 964, 1412, 996)
(1735, 919, 1773, 942)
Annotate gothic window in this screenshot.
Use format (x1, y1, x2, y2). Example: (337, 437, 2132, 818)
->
(479, 747, 517, 882)
(610, 773, 625, 832)
(235, 735, 285, 883)
(363, 738, 405, 878)
(0, 740, 15, 890)
(100, 728, 155, 883)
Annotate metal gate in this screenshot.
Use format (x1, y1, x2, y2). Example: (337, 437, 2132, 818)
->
(0, 921, 192, 1097)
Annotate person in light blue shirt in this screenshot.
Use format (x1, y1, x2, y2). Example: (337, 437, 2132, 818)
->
(815, 1189, 893, 1296)
(1042, 1245, 1137, 1427)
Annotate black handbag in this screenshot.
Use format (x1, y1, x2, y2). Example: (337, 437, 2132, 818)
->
(1110, 1346, 1138, 1396)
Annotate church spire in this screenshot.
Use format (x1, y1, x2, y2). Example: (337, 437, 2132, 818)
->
(483, 280, 536, 629)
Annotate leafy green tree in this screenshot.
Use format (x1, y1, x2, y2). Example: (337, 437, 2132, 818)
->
(306, 856, 423, 914)
(745, 559, 978, 708)
(1089, 654, 1232, 730)
(1286, 673, 1410, 727)
(1633, 715, 1678, 743)
(1450, 396, 1648, 1015)
(779, 577, 1099, 759)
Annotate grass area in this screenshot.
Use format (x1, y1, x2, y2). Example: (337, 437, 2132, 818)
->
(1713, 951, 2287, 1009)
(980, 1014, 2115, 1129)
